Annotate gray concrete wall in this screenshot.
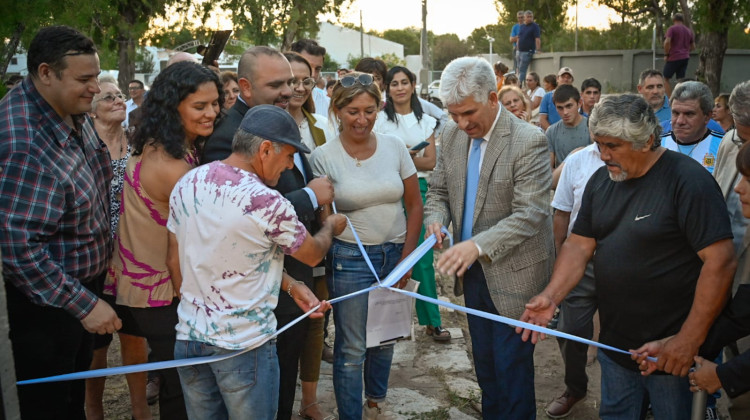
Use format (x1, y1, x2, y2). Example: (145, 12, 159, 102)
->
(527, 49, 750, 94)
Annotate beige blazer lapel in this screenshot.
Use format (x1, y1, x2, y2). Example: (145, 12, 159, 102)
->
(472, 109, 510, 227)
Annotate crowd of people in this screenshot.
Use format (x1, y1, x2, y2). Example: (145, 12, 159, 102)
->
(2, 22, 750, 420)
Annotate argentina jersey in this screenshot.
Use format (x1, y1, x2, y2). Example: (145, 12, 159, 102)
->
(660, 129, 724, 173)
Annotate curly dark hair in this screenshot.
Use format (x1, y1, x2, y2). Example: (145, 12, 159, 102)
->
(383, 66, 424, 125)
(131, 61, 223, 159)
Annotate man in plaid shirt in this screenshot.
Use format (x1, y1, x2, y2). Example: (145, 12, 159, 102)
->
(0, 26, 121, 419)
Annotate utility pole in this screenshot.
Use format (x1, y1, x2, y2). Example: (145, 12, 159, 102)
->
(420, 0, 429, 97)
(360, 10, 364, 58)
(487, 35, 495, 62)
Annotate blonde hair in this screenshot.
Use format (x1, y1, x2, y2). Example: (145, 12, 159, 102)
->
(498, 85, 532, 122)
(328, 71, 382, 129)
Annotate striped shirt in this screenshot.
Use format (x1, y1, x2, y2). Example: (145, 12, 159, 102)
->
(0, 78, 112, 319)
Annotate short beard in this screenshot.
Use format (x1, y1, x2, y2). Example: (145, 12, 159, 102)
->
(608, 170, 628, 182)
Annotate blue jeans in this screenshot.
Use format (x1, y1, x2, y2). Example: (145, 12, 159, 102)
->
(327, 239, 403, 419)
(174, 340, 279, 420)
(463, 264, 536, 419)
(518, 51, 534, 87)
(599, 349, 692, 419)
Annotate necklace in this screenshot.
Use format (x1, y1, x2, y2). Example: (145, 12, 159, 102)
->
(340, 139, 369, 167)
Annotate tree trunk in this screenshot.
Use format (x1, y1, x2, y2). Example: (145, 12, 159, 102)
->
(696, 31, 728, 96)
(117, 4, 138, 91)
(0, 23, 25, 81)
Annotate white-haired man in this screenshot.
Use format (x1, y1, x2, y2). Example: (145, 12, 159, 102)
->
(424, 56, 553, 418)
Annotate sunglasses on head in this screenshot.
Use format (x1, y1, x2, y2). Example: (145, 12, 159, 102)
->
(340, 73, 374, 88)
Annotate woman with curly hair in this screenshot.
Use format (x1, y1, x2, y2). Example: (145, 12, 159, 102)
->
(103, 61, 222, 420)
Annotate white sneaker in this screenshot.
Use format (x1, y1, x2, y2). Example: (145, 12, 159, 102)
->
(362, 400, 395, 420)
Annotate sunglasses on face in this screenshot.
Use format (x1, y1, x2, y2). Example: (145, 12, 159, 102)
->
(96, 93, 125, 103)
(340, 73, 374, 88)
(291, 77, 316, 90)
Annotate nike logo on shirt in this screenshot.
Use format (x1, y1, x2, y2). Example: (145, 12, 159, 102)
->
(634, 214, 651, 221)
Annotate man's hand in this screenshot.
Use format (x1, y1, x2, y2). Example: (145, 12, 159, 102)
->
(291, 282, 331, 318)
(81, 300, 122, 334)
(631, 336, 672, 376)
(435, 240, 478, 276)
(324, 213, 347, 236)
(689, 356, 721, 394)
(656, 333, 701, 377)
(516, 294, 556, 344)
(425, 222, 446, 250)
(307, 176, 334, 206)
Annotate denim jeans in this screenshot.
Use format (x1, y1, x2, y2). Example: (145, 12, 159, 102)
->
(599, 349, 692, 419)
(518, 51, 534, 87)
(327, 239, 403, 419)
(174, 340, 279, 420)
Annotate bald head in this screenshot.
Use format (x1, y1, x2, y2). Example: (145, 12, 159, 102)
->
(237, 46, 285, 82)
(167, 52, 198, 67)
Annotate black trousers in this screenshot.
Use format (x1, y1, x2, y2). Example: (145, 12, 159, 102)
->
(6, 282, 94, 420)
(275, 312, 310, 420)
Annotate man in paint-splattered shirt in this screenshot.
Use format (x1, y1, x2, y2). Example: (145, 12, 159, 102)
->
(166, 105, 345, 419)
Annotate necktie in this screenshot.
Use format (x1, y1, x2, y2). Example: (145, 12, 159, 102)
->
(462, 138, 483, 242)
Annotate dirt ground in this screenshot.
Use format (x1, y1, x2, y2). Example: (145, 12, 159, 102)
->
(99, 267, 745, 420)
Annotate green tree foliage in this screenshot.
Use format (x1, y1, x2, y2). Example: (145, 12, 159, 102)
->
(382, 28, 422, 56)
(495, 0, 572, 35)
(322, 53, 341, 72)
(213, 0, 351, 50)
(466, 24, 514, 56)
(432, 34, 468, 71)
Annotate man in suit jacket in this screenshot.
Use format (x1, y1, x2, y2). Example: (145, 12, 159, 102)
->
(201, 46, 335, 420)
(424, 56, 554, 418)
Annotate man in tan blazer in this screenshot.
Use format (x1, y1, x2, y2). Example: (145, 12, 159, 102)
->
(424, 56, 554, 418)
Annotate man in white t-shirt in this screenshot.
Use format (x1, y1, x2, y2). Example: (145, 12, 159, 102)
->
(546, 142, 603, 418)
(167, 105, 345, 420)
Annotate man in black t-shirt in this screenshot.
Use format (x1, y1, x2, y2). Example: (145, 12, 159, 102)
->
(517, 94, 736, 419)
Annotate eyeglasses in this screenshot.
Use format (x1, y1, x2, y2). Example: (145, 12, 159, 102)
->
(291, 77, 316, 90)
(128, 86, 143, 91)
(96, 93, 125, 103)
(732, 129, 746, 147)
(340, 73, 374, 88)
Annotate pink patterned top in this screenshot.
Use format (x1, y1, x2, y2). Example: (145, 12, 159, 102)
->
(104, 152, 196, 308)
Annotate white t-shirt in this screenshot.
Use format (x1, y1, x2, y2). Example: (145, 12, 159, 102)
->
(374, 111, 436, 178)
(310, 133, 417, 245)
(167, 161, 307, 350)
(527, 86, 545, 102)
(312, 88, 330, 118)
(550, 143, 604, 235)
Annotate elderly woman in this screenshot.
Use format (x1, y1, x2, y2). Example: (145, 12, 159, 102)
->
(104, 61, 222, 420)
(499, 85, 533, 123)
(220, 71, 240, 110)
(310, 72, 422, 418)
(373, 66, 450, 343)
(85, 76, 145, 420)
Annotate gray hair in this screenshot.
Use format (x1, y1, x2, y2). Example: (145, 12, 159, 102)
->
(670, 81, 714, 116)
(439, 57, 496, 107)
(516, 10, 524, 16)
(589, 94, 662, 150)
(92, 76, 120, 113)
(232, 130, 282, 156)
(729, 80, 750, 127)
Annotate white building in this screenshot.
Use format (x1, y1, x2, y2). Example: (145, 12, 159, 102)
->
(317, 22, 403, 66)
